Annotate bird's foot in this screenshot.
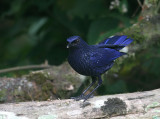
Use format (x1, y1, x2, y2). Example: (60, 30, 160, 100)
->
(83, 94, 94, 102)
(71, 94, 94, 101)
(71, 94, 85, 101)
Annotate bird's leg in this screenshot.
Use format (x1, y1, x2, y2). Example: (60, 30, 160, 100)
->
(71, 76, 97, 101)
(83, 75, 102, 102)
(81, 76, 97, 95)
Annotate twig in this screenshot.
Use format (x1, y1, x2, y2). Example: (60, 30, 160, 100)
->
(137, 0, 143, 8)
(0, 64, 52, 74)
(132, 0, 144, 17)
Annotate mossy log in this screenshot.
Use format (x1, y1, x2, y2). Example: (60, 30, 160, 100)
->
(0, 89, 160, 119)
(0, 63, 85, 103)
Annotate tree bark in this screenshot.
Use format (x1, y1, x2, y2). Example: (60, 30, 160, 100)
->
(0, 88, 160, 119)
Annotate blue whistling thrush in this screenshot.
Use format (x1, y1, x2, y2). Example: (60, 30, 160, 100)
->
(67, 35, 133, 101)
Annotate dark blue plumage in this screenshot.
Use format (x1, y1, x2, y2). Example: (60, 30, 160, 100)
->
(67, 35, 133, 101)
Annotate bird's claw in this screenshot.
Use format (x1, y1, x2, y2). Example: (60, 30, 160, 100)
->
(83, 94, 94, 102)
(71, 94, 94, 102)
(71, 94, 85, 101)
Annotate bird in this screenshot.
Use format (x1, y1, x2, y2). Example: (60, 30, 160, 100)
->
(67, 35, 133, 101)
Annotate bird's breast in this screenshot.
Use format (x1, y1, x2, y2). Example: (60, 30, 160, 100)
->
(68, 50, 93, 76)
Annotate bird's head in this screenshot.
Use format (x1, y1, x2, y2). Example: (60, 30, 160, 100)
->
(67, 36, 87, 49)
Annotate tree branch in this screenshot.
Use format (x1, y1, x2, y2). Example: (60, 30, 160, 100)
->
(0, 89, 160, 119)
(0, 62, 52, 74)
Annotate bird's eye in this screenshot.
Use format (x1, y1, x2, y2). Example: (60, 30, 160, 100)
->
(72, 39, 79, 44)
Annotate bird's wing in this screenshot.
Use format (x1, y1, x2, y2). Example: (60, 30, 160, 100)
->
(98, 35, 133, 50)
(89, 48, 125, 67)
(97, 44, 125, 49)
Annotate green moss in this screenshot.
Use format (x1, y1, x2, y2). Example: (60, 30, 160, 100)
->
(26, 71, 55, 100)
(64, 74, 76, 83)
(122, 24, 145, 43)
(57, 90, 69, 99)
(27, 71, 50, 85)
(13, 88, 33, 102)
(120, 58, 139, 76)
(25, 64, 83, 100)
(42, 82, 53, 92)
(0, 90, 6, 102)
(101, 98, 127, 116)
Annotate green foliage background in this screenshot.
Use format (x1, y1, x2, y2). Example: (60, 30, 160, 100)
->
(0, 0, 140, 67)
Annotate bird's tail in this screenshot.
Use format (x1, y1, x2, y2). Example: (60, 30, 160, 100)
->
(99, 35, 133, 50)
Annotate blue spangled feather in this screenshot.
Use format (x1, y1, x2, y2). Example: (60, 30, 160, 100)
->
(105, 35, 127, 44)
(99, 35, 133, 50)
(89, 48, 125, 69)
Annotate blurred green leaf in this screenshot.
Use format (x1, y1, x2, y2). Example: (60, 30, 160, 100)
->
(87, 17, 119, 44)
(69, 0, 107, 19)
(107, 80, 128, 93)
(29, 17, 48, 36)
